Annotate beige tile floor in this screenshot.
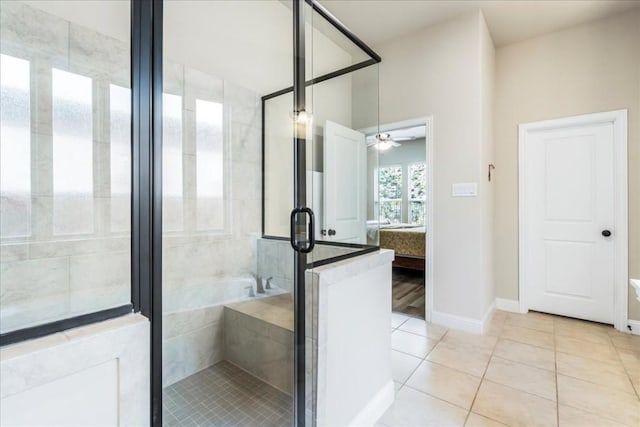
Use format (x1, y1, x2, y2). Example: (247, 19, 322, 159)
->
(378, 310, 640, 427)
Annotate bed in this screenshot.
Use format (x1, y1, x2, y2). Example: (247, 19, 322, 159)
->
(378, 224, 426, 271)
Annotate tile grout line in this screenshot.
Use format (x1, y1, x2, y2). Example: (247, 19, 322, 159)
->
(396, 323, 449, 391)
(554, 321, 640, 398)
(553, 320, 640, 426)
(461, 316, 504, 427)
(608, 330, 640, 401)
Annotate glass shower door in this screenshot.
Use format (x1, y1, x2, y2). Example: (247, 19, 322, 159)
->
(161, 2, 296, 426)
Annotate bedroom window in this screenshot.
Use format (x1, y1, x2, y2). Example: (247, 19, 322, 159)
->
(377, 165, 402, 224)
(409, 162, 426, 225)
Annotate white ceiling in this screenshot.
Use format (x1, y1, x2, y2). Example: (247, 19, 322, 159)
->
(321, 0, 640, 47)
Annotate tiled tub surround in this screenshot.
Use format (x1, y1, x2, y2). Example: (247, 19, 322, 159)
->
(257, 237, 365, 293)
(160, 66, 263, 295)
(224, 294, 294, 394)
(0, 2, 132, 333)
(163, 277, 288, 387)
(161, 53, 265, 387)
(0, 314, 149, 426)
(0, 237, 130, 333)
(1, 1, 265, 334)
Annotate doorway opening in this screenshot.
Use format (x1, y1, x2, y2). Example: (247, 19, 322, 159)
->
(364, 117, 433, 321)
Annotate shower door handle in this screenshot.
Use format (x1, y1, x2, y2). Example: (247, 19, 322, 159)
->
(290, 207, 315, 253)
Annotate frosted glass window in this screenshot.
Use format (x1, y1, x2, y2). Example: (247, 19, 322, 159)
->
(0, 54, 32, 238)
(110, 84, 131, 232)
(163, 93, 183, 231)
(52, 68, 94, 235)
(195, 99, 225, 231)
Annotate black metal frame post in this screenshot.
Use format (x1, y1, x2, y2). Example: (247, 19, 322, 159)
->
(151, 0, 163, 424)
(132, 0, 163, 425)
(293, 1, 307, 425)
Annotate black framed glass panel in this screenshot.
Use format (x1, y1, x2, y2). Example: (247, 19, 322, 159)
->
(0, 0, 132, 337)
(161, 2, 296, 426)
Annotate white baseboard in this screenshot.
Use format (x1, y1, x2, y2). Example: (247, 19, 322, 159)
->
(432, 311, 483, 334)
(627, 320, 640, 335)
(432, 302, 496, 335)
(480, 300, 496, 334)
(495, 298, 524, 313)
(347, 380, 394, 427)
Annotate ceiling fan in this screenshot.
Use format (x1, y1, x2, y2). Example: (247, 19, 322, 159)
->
(366, 132, 416, 151)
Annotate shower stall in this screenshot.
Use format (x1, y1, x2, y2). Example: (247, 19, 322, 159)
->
(0, 1, 382, 425)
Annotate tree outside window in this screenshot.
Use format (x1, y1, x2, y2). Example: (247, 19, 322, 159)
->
(409, 162, 426, 225)
(376, 165, 402, 223)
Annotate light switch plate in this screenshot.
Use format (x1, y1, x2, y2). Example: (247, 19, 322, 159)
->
(452, 182, 478, 197)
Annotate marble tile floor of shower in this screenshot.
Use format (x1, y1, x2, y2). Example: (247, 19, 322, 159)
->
(163, 361, 292, 427)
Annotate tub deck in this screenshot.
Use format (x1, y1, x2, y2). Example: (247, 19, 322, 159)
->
(224, 294, 293, 331)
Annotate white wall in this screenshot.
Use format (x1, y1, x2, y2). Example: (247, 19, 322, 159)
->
(0, 315, 149, 426)
(479, 13, 496, 320)
(494, 9, 640, 320)
(376, 10, 495, 326)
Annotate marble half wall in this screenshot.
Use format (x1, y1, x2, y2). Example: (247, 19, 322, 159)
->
(0, 314, 149, 426)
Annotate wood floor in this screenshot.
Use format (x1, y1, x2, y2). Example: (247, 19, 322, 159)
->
(392, 267, 425, 318)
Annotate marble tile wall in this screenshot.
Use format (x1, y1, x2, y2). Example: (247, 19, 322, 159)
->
(257, 238, 294, 292)
(161, 66, 262, 293)
(257, 238, 361, 293)
(162, 303, 226, 387)
(143, 16, 271, 392)
(0, 2, 132, 333)
(1, 2, 264, 339)
(159, 59, 263, 386)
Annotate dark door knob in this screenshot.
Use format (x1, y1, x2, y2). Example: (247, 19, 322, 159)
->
(328, 229, 336, 236)
(602, 230, 612, 237)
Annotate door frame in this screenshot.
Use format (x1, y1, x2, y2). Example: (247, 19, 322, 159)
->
(518, 110, 628, 331)
(362, 116, 434, 322)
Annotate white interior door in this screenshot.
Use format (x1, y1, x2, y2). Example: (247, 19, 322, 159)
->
(521, 119, 616, 324)
(323, 120, 366, 243)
